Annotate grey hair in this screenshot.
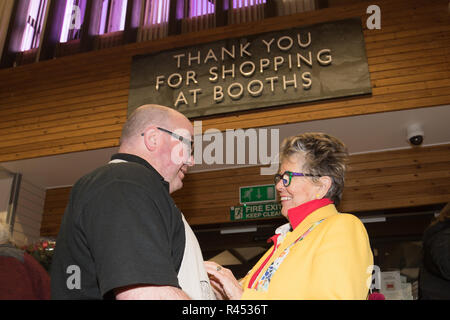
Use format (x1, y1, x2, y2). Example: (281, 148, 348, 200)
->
(280, 132, 348, 205)
(120, 104, 177, 145)
(0, 222, 11, 244)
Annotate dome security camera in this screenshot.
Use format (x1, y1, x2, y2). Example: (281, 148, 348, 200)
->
(406, 124, 424, 146)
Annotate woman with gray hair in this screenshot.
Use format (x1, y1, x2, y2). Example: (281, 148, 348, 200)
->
(205, 132, 374, 299)
(0, 222, 10, 245)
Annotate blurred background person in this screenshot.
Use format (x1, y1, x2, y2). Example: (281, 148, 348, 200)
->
(0, 222, 50, 299)
(419, 202, 450, 300)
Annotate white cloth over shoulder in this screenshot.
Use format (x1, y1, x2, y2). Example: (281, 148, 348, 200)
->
(177, 214, 216, 300)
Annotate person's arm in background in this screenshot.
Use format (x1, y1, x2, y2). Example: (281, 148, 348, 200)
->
(115, 285, 190, 300)
(308, 214, 374, 300)
(428, 226, 450, 280)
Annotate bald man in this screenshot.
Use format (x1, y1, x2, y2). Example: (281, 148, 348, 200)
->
(51, 105, 214, 300)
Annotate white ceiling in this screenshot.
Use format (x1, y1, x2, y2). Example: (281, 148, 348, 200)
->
(1, 105, 449, 190)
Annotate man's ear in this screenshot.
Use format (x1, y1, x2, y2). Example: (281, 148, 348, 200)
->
(142, 127, 159, 152)
(317, 176, 332, 199)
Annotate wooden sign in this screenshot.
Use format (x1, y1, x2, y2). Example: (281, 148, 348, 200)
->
(128, 18, 372, 118)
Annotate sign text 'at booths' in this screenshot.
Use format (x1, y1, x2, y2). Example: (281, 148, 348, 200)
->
(128, 18, 371, 118)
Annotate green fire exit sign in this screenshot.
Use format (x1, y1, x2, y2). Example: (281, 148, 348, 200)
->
(239, 184, 276, 204)
(230, 202, 282, 221)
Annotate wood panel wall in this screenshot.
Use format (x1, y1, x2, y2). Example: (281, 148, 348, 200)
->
(0, 0, 449, 162)
(40, 144, 450, 237)
(12, 178, 46, 246)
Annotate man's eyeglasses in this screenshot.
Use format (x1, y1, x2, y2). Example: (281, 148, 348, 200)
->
(141, 127, 194, 156)
(274, 171, 322, 187)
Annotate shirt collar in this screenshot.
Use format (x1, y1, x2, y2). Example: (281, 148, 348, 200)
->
(110, 153, 169, 189)
(287, 198, 333, 230)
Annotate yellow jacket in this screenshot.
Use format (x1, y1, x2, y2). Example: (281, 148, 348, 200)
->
(241, 204, 373, 300)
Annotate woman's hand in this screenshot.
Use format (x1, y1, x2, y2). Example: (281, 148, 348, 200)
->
(204, 261, 243, 300)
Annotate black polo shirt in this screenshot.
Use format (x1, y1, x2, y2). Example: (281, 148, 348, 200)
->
(51, 153, 185, 299)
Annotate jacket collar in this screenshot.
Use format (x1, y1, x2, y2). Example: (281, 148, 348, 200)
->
(110, 153, 169, 191)
(294, 203, 339, 233)
(269, 202, 339, 257)
(287, 198, 333, 230)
